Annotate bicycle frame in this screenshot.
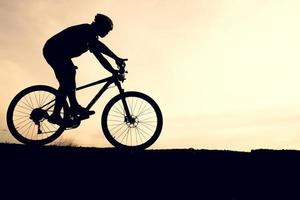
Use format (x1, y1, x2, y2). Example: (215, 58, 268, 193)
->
(45, 74, 132, 119)
(41, 74, 131, 120)
(76, 75, 127, 112)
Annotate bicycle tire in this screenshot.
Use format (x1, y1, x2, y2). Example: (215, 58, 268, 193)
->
(7, 85, 67, 145)
(101, 91, 163, 150)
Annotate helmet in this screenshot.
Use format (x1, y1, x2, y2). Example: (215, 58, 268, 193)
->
(94, 13, 113, 31)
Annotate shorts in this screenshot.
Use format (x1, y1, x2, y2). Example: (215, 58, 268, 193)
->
(43, 45, 77, 91)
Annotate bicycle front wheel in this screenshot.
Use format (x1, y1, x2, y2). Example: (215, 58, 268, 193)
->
(101, 91, 163, 150)
(6, 85, 67, 145)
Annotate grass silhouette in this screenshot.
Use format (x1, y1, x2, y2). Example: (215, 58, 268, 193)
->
(0, 143, 299, 199)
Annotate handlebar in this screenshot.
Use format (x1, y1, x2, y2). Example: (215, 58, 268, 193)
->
(113, 58, 128, 82)
(118, 65, 126, 74)
(115, 66, 128, 82)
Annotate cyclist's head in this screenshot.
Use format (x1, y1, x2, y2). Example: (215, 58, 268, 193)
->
(92, 13, 113, 37)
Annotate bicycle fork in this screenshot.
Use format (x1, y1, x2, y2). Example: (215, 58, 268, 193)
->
(115, 82, 134, 123)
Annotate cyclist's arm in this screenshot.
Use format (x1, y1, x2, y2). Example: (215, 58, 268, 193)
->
(92, 51, 115, 74)
(89, 40, 119, 60)
(89, 40, 127, 67)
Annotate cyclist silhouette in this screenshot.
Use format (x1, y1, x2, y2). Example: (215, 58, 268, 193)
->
(43, 13, 127, 125)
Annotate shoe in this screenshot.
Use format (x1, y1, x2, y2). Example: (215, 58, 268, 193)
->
(48, 114, 74, 127)
(48, 114, 64, 125)
(71, 105, 95, 117)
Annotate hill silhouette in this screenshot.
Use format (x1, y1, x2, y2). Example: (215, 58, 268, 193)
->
(1, 143, 300, 199)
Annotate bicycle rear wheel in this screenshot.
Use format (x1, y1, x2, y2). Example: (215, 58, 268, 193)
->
(7, 85, 67, 145)
(101, 91, 163, 150)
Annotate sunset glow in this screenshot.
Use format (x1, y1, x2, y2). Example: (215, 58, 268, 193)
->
(1, 1, 300, 150)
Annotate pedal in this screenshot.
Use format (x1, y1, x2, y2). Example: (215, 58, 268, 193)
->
(79, 111, 95, 120)
(88, 110, 95, 115)
(80, 115, 90, 120)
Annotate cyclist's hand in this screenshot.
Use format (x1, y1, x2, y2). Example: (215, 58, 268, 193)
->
(115, 57, 128, 68)
(113, 70, 126, 82)
(112, 69, 119, 76)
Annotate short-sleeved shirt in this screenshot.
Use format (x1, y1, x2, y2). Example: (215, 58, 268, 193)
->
(43, 23, 98, 60)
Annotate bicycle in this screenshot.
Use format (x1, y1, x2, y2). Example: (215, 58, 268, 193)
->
(6, 65, 163, 150)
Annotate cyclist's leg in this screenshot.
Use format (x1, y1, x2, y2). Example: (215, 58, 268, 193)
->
(63, 62, 78, 108)
(43, 48, 75, 124)
(61, 62, 94, 116)
(54, 87, 66, 116)
(43, 53, 66, 120)
(46, 67, 68, 124)
(47, 62, 77, 125)
(45, 51, 92, 118)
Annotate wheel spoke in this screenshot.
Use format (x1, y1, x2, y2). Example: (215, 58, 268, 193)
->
(41, 93, 51, 107)
(15, 110, 30, 115)
(129, 97, 134, 115)
(16, 119, 32, 131)
(132, 98, 138, 115)
(136, 101, 144, 117)
(111, 108, 124, 116)
(115, 126, 130, 141)
(111, 123, 127, 137)
(137, 103, 147, 117)
(13, 116, 28, 121)
(136, 126, 151, 137)
(16, 104, 33, 112)
(136, 127, 144, 143)
(14, 117, 31, 127)
(136, 126, 149, 141)
(140, 121, 156, 128)
(139, 116, 156, 121)
(138, 111, 154, 118)
(109, 114, 124, 118)
(117, 102, 125, 115)
(108, 119, 124, 122)
(33, 92, 39, 107)
(19, 100, 33, 110)
(24, 95, 34, 109)
(139, 122, 154, 133)
(28, 94, 35, 108)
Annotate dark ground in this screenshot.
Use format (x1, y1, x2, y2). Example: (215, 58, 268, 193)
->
(0, 144, 300, 199)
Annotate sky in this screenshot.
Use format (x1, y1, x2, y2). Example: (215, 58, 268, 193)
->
(1, 0, 300, 151)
